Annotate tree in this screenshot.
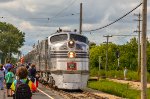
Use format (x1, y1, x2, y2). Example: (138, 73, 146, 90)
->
(89, 43, 118, 70)
(0, 22, 25, 62)
(124, 37, 138, 70)
(89, 42, 96, 49)
(89, 37, 139, 71)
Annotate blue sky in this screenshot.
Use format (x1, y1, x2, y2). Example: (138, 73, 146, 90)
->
(0, 0, 150, 55)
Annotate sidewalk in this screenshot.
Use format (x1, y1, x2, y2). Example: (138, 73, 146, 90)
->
(0, 89, 11, 99)
(0, 87, 52, 99)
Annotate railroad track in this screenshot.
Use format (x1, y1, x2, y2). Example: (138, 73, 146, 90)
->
(57, 89, 107, 99)
(40, 81, 107, 99)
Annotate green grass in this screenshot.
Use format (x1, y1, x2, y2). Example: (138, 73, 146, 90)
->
(88, 80, 141, 99)
(89, 69, 150, 99)
(148, 89, 150, 98)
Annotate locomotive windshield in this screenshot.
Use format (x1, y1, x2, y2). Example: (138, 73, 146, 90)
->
(50, 34, 68, 43)
(70, 34, 88, 44)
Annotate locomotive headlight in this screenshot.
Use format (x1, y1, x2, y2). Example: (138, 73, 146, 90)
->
(68, 40, 75, 48)
(68, 51, 76, 58)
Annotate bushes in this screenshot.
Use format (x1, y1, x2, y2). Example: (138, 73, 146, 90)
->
(127, 71, 140, 81)
(90, 69, 150, 82)
(90, 68, 99, 77)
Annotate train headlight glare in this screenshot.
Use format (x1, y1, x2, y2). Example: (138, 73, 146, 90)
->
(70, 41, 73, 44)
(68, 51, 76, 58)
(68, 40, 75, 48)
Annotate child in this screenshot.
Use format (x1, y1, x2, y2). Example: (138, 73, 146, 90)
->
(11, 66, 36, 99)
(5, 68, 14, 97)
(0, 64, 5, 90)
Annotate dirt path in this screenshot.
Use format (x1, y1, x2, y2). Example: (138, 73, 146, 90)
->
(107, 78, 150, 90)
(84, 88, 122, 99)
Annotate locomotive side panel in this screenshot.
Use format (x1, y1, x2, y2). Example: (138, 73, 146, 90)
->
(34, 39, 48, 72)
(39, 40, 46, 71)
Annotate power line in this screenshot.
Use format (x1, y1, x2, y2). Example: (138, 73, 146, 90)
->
(103, 35, 112, 71)
(53, 13, 79, 18)
(134, 13, 142, 75)
(83, 3, 142, 32)
(114, 36, 129, 44)
(50, 0, 77, 20)
(0, 13, 79, 21)
(0, 0, 78, 21)
(112, 35, 138, 36)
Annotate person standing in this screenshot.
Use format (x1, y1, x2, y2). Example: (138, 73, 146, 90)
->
(4, 60, 13, 74)
(29, 64, 36, 83)
(0, 64, 5, 90)
(5, 68, 14, 97)
(124, 67, 128, 80)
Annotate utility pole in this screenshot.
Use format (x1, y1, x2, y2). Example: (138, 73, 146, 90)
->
(116, 50, 120, 68)
(141, 0, 147, 98)
(99, 56, 101, 71)
(98, 56, 102, 78)
(134, 13, 142, 75)
(103, 35, 112, 71)
(79, 3, 82, 34)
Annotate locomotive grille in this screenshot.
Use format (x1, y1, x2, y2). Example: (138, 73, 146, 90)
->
(50, 51, 89, 58)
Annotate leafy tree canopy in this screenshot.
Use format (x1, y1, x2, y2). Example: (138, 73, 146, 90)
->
(90, 37, 150, 72)
(89, 42, 96, 49)
(0, 22, 25, 56)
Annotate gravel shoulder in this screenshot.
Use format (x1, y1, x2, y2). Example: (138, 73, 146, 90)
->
(84, 88, 122, 99)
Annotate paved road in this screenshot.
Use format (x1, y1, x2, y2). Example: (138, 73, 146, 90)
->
(0, 83, 64, 99)
(0, 90, 52, 99)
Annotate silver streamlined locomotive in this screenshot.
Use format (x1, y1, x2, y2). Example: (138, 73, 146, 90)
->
(24, 30, 89, 89)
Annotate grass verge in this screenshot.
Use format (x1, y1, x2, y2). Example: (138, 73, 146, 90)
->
(88, 79, 145, 99)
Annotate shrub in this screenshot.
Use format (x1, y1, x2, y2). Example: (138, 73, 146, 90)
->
(90, 69, 150, 82)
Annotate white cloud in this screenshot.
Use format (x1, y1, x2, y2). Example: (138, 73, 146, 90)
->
(83, 24, 93, 30)
(25, 4, 37, 12)
(21, 0, 38, 12)
(19, 21, 33, 31)
(0, 0, 21, 9)
(60, 26, 71, 30)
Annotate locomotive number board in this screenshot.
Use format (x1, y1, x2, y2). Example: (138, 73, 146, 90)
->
(67, 62, 77, 70)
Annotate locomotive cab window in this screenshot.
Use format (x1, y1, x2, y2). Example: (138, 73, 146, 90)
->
(50, 34, 68, 43)
(70, 34, 88, 44)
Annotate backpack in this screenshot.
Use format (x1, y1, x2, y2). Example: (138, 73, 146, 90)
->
(15, 79, 32, 99)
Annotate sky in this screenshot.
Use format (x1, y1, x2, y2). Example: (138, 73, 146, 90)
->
(0, 0, 150, 55)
